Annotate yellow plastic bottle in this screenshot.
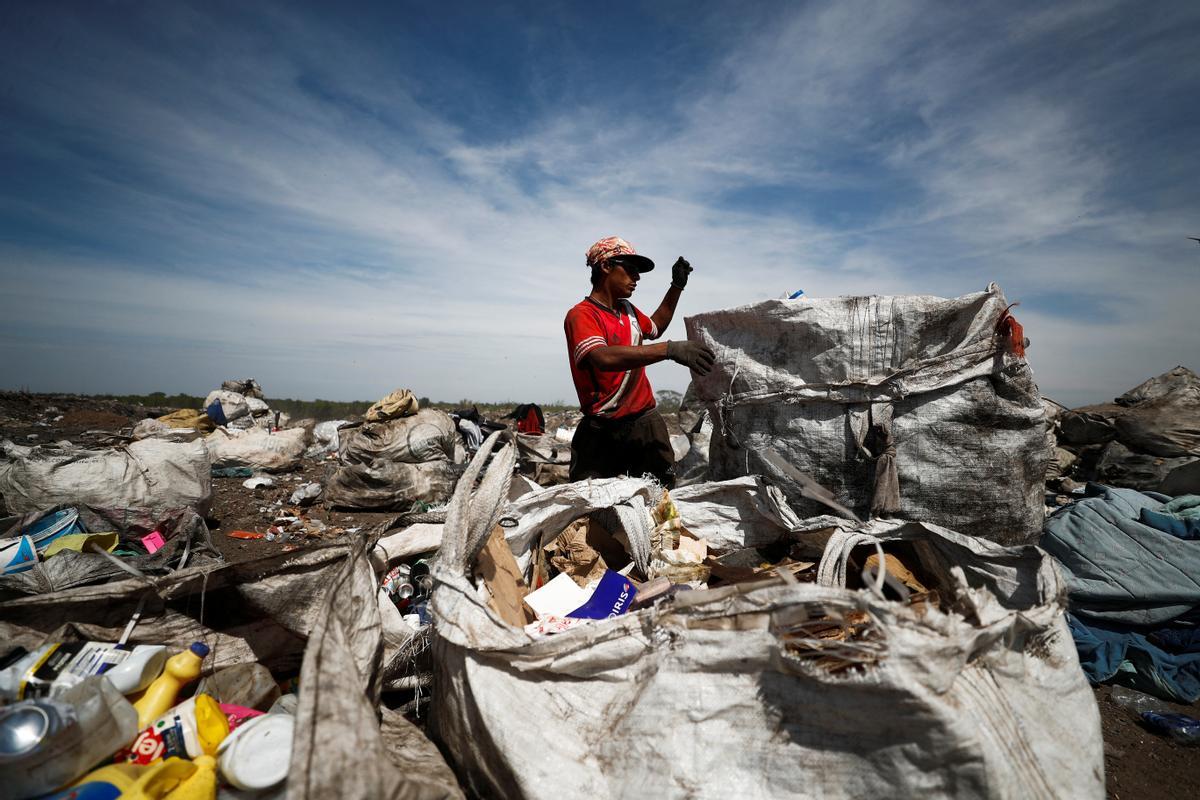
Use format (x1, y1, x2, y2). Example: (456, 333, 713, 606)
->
(132, 642, 209, 729)
(54, 757, 214, 800)
(162, 755, 217, 800)
(57, 762, 147, 796)
(117, 756, 217, 800)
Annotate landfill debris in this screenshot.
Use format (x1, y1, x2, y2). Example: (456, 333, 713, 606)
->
(217, 712, 294, 790)
(1, 677, 138, 799)
(0, 439, 212, 515)
(1043, 484, 1200, 703)
(0, 642, 167, 700)
(133, 642, 209, 729)
(365, 388, 419, 422)
(289, 481, 322, 506)
(687, 285, 1049, 545)
(120, 693, 230, 764)
(0, 504, 221, 595)
(196, 663, 280, 711)
(242, 475, 275, 490)
(306, 419, 350, 457)
(1047, 366, 1200, 495)
(424, 433, 1104, 798)
(1141, 711, 1200, 745)
(226, 529, 264, 540)
(206, 427, 305, 473)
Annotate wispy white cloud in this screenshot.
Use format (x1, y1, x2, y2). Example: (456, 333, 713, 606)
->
(0, 0, 1197, 407)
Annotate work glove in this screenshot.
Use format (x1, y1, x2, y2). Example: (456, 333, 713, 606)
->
(671, 256, 692, 289)
(666, 340, 716, 376)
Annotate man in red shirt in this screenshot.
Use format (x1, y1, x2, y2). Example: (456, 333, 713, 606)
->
(564, 236, 715, 487)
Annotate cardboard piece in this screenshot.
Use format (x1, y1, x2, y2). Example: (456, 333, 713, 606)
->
(547, 519, 608, 587)
(474, 525, 534, 627)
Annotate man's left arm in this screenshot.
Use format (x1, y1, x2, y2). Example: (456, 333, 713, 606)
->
(649, 257, 692, 334)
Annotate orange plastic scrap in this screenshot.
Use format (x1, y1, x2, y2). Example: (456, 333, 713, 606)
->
(996, 303, 1027, 358)
(227, 530, 265, 540)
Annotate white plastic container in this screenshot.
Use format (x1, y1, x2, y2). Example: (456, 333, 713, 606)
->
(216, 712, 294, 791)
(0, 642, 168, 701)
(102, 646, 167, 695)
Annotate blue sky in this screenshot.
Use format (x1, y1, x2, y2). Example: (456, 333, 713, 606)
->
(1, 0, 1198, 408)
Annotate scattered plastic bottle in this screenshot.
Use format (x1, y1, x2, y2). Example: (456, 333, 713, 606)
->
(132, 643, 209, 730)
(0, 641, 168, 700)
(1110, 685, 1169, 722)
(1141, 712, 1200, 745)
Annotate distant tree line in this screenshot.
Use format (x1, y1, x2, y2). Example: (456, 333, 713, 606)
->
(93, 391, 580, 421)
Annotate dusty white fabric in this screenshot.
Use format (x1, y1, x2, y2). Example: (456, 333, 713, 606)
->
(205, 427, 305, 472)
(0, 439, 212, 514)
(685, 284, 1052, 545)
(429, 435, 1103, 800)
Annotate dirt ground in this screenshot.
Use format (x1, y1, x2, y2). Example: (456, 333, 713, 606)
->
(2, 390, 1198, 797)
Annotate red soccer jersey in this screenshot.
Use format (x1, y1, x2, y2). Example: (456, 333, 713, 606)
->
(564, 297, 659, 418)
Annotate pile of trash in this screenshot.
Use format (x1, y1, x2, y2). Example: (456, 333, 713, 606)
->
(427, 431, 1104, 798)
(1046, 366, 1200, 496)
(0, 537, 463, 799)
(324, 389, 463, 509)
(0, 504, 220, 594)
(8, 285, 1199, 797)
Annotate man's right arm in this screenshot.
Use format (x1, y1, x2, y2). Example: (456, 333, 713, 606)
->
(585, 341, 715, 375)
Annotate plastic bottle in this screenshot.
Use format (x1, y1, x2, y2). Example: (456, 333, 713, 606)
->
(217, 712, 294, 791)
(0, 642, 167, 701)
(1141, 711, 1200, 745)
(104, 646, 168, 695)
(122, 694, 230, 765)
(0, 676, 138, 798)
(38, 762, 147, 799)
(1109, 685, 1169, 721)
(76, 756, 217, 800)
(132, 643, 209, 730)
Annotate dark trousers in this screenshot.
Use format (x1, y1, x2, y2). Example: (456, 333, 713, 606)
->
(569, 409, 676, 488)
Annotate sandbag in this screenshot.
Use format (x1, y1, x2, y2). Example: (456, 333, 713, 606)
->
(0, 504, 220, 597)
(0, 539, 463, 800)
(339, 409, 457, 466)
(1058, 409, 1118, 446)
(429, 434, 1103, 800)
(220, 378, 264, 399)
(366, 388, 419, 422)
(325, 459, 460, 510)
(156, 408, 215, 433)
(203, 390, 249, 423)
(205, 427, 305, 472)
(309, 419, 350, 455)
(1161, 460, 1200, 495)
(1094, 441, 1196, 491)
(1116, 366, 1196, 406)
(676, 413, 712, 487)
(132, 418, 201, 443)
(0, 439, 212, 515)
(685, 284, 1051, 545)
(1111, 373, 1200, 457)
(245, 396, 271, 417)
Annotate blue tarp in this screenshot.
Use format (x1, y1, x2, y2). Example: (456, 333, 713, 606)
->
(1041, 484, 1200, 628)
(1043, 484, 1200, 702)
(1068, 615, 1200, 704)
